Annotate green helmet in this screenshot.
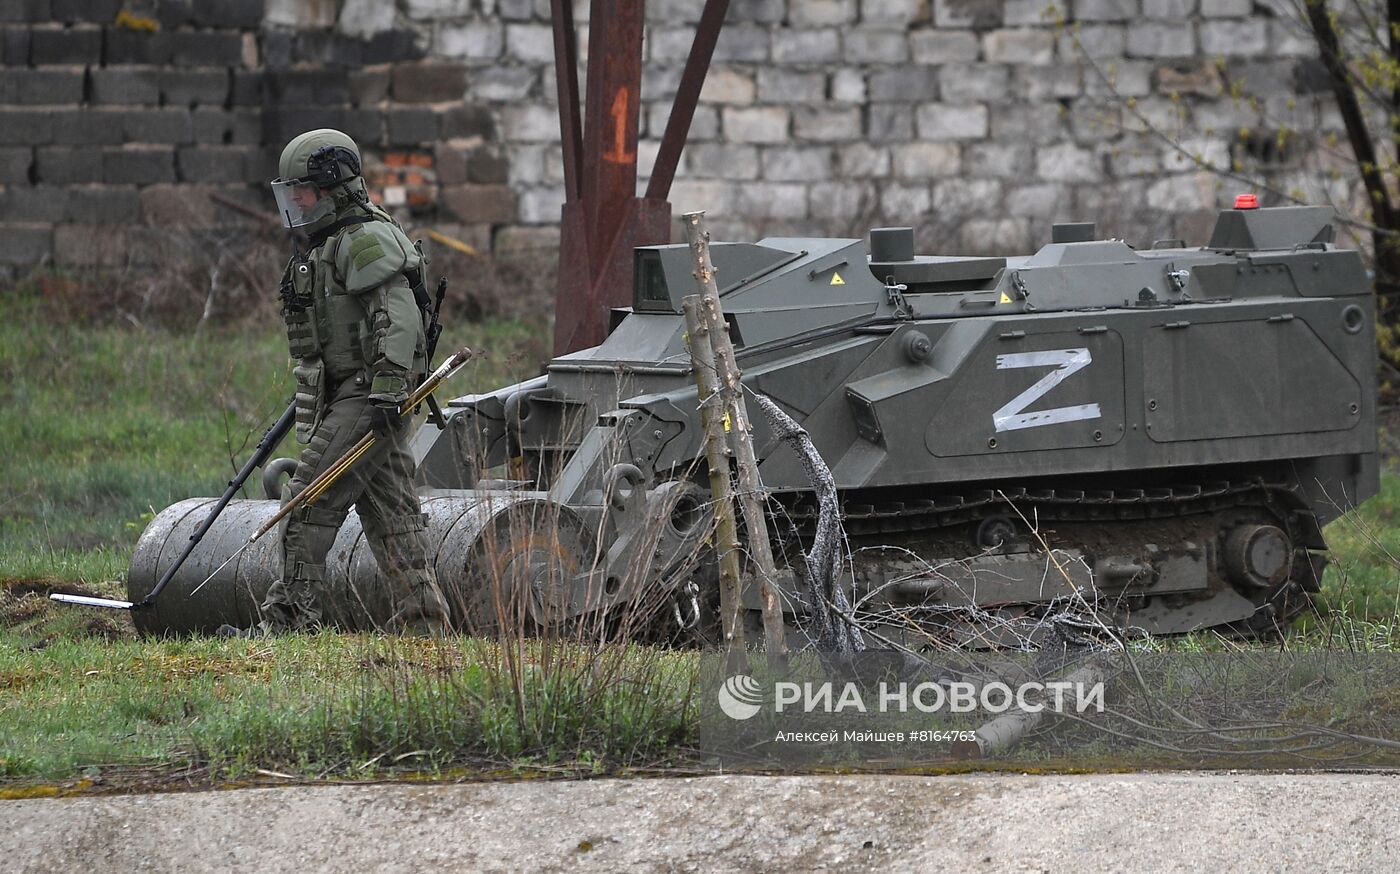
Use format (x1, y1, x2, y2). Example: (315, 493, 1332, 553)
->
(279, 129, 361, 185)
(271, 129, 363, 229)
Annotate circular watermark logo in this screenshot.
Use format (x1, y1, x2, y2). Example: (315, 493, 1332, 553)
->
(718, 674, 764, 720)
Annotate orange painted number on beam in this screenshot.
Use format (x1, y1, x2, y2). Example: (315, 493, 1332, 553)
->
(603, 87, 636, 164)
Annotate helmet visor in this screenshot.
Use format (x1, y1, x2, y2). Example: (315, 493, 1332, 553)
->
(270, 177, 325, 229)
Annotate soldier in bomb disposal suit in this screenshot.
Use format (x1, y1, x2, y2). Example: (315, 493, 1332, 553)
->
(220, 128, 449, 637)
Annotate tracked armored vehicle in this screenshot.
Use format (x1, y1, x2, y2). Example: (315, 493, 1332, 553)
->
(128, 203, 1378, 641)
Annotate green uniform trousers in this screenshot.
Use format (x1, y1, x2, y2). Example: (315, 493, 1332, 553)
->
(260, 371, 450, 635)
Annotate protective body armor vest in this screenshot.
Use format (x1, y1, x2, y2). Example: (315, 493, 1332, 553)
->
(280, 206, 427, 442)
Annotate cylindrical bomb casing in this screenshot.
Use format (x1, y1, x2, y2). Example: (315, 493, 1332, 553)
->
(126, 492, 556, 636)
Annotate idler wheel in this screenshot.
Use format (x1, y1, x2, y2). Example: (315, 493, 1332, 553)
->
(974, 515, 1016, 549)
(1224, 524, 1292, 589)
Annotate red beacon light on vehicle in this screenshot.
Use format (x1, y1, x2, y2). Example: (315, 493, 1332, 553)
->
(1233, 193, 1259, 209)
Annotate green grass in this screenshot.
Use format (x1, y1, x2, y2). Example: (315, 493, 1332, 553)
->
(1313, 473, 1400, 624)
(0, 633, 697, 781)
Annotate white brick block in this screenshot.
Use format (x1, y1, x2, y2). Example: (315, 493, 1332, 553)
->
(915, 103, 990, 140)
(723, 106, 790, 143)
(892, 142, 962, 178)
(1035, 142, 1101, 182)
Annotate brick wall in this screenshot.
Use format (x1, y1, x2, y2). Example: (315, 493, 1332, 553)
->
(0, 0, 1350, 276)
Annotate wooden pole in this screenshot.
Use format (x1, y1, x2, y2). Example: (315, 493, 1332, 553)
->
(682, 295, 743, 661)
(703, 292, 789, 661)
(682, 210, 789, 661)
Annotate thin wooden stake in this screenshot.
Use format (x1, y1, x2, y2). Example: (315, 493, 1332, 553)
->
(682, 210, 789, 662)
(682, 296, 743, 661)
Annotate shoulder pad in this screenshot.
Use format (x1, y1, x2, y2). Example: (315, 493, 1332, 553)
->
(337, 221, 413, 293)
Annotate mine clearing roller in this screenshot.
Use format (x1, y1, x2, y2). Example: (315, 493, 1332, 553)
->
(128, 202, 1378, 643)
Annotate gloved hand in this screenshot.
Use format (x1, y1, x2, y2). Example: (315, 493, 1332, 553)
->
(368, 401, 405, 436)
(367, 368, 410, 436)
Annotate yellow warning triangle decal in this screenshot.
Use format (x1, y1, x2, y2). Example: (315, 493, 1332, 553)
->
(830, 272, 845, 286)
(999, 291, 1013, 304)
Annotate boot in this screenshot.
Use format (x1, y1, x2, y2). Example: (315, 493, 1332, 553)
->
(364, 514, 452, 635)
(215, 623, 270, 639)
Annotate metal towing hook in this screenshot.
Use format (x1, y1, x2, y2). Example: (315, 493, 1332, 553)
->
(598, 462, 704, 631)
(671, 580, 701, 630)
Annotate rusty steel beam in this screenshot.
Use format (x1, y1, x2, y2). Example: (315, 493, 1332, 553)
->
(647, 0, 730, 202)
(549, 0, 584, 204)
(550, 0, 723, 355)
(579, 0, 644, 252)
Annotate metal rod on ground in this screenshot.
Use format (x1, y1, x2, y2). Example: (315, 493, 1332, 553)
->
(682, 211, 789, 663)
(682, 295, 743, 663)
(952, 663, 1105, 760)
